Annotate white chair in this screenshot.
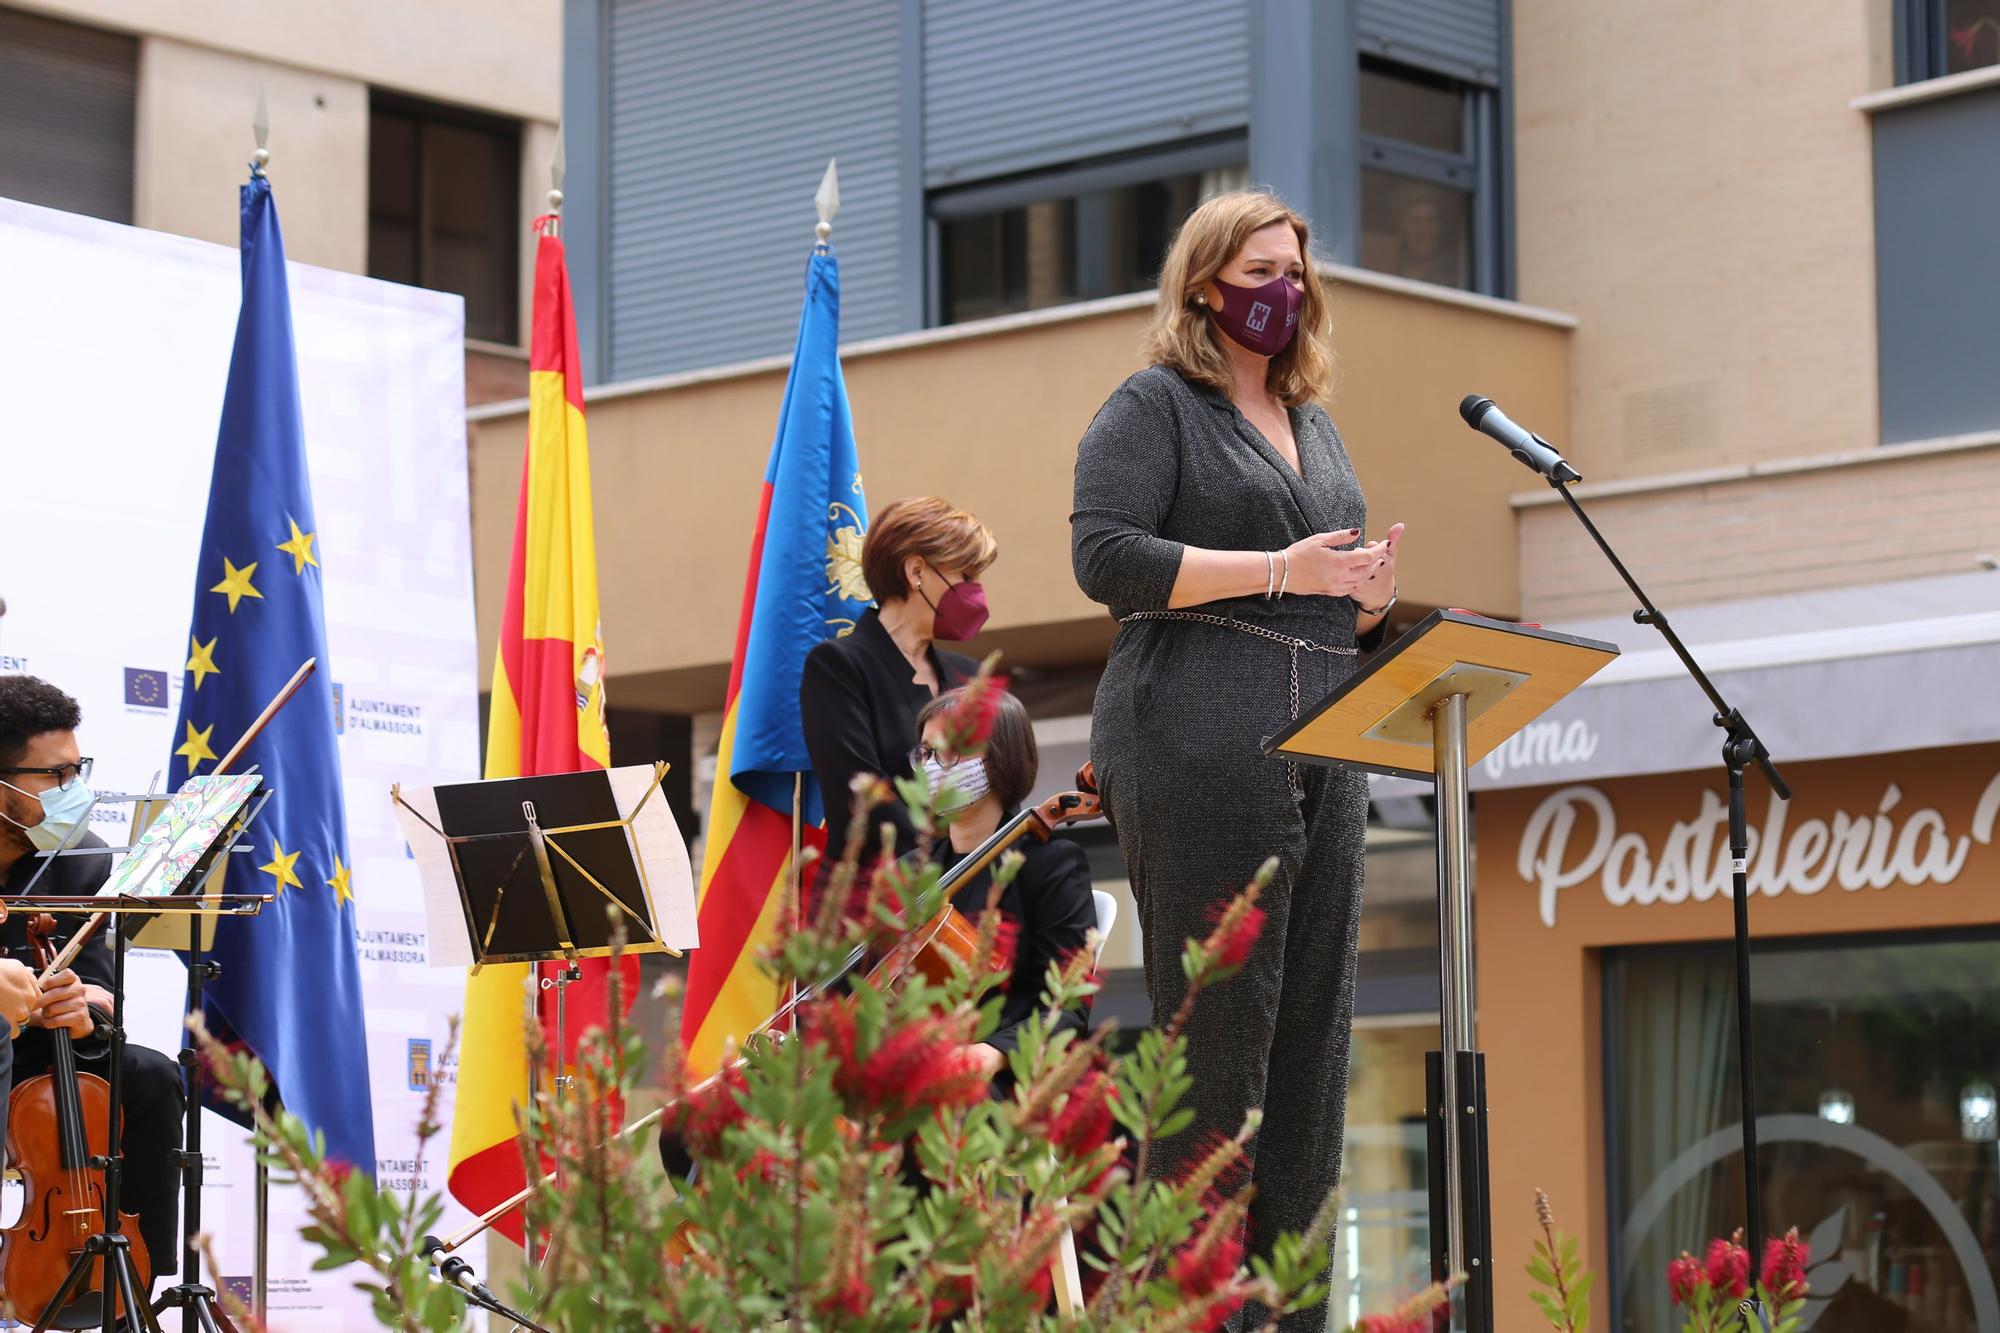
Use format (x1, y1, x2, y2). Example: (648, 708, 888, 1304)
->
(1090, 888, 1118, 966)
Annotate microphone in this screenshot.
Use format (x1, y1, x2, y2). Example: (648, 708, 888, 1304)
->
(1458, 395, 1582, 485)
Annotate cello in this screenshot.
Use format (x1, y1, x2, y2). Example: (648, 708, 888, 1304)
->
(0, 914, 151, 1325)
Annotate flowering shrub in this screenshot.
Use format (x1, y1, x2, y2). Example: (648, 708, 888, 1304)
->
(194, 660, 1462, 1330)
(1666, 1227, 1810, 1333)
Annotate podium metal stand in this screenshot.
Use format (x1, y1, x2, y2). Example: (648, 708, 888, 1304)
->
(1267, 608, 1617, 1332)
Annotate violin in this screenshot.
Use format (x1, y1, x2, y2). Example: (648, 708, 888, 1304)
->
(0, 914, 151, 1324)
(862, 765, 1104, 993)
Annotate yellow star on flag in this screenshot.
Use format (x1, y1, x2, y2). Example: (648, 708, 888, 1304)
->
(277, 516, 319, 576)
(186, 635, 220, 692)
(328, 855, 353, 907)
(260, 843, 304, 896)
(210, 556, 263, 613)
(176, 721, 217, 775)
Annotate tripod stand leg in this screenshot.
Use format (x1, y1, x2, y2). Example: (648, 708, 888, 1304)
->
(30, 1248, 100, 1333)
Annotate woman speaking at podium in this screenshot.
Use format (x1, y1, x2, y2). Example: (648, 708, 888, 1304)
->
(1071, 190, 1402, 1329)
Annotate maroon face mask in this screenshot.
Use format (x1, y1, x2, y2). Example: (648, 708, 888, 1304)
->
(1206, 274, 1302, 358)
(921, 570, 989, 641)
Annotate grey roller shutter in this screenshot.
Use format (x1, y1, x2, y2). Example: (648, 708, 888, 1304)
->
(922, 0, 1250, 188)
(1358, 0, 1503, 86)
(604, 0, 905, 381)
(0, 6, 137, 224)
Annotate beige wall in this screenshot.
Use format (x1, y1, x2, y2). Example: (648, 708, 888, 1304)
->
(1516, 435, 2000, 621)
(29, 0, 557, 336)
(468, 276, 1574, 715)
(1513, 0, 1890, 480)
(134, 36, 369, 269)
(16, 0, 559, 121)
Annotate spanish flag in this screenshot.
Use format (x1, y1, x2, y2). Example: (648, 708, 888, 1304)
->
(680, 244, 873, 1076)
(446, 218, 629, 1242)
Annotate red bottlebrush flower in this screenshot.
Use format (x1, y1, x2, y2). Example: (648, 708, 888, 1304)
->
(814, 1002, 991, 1120)
(815, 1274, 871, 1321)
(1704, 1235, 1750, 1301)
(936, 671, 1010, 757)
(671, 1064, 749, 1159)
(735, 1148, 784, 1188)
(928, 1271, 976, 1322)
(1168, 1222, 1246, 1302)
(1044, 1068, 1118, 1161)
(1760, 1227, 1810, 1300)
(324, 1159, 357, 1190)
(1200, 896, 1267, 974)
(1197, 1293, 1247, 1330)
(1667, 1251, 1703, 1305)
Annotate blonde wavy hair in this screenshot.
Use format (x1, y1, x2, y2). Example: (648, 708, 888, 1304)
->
(1143, 190, 1335, 407)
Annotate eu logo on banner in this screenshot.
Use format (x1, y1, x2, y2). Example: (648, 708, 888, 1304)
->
(124, 667, 168, 709)
(408, 1038, 432, 1091)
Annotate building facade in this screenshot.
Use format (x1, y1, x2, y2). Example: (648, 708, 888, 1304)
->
(463, 0, 2000, 1327)
(0, 0, 563, 404)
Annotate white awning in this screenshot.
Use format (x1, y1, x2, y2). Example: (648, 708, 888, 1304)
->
(1468, 569, 2000, 790)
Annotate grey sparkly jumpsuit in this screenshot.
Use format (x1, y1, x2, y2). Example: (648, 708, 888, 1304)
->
(1072, 364, 1372, 1331)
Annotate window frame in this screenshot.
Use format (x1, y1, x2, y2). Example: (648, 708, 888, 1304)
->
(1895, 0, 2000, 82)
(367, 89, 524, 346)
(1599, 924, 2000, 1330)
(922, 133, 1248, 327)
(1357, 56, 1508, 297)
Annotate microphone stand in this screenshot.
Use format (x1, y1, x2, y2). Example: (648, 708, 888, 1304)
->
(1541, 473, 1790, 1330)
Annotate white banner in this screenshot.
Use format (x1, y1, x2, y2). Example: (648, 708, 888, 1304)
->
(0, 197, 485, 1328)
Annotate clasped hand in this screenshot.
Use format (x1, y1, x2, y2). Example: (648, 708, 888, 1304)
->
(1283, 522, 1404, 604)
(0, 962, 103, 1041)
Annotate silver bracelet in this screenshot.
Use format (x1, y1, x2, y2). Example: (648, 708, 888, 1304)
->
(1358, 586, 1399, 618)
(1277, 549, 1291, 599)
(1264, 550, 1276, 600)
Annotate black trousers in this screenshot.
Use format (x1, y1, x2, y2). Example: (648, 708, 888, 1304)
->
(10, 1034, 185, 1279)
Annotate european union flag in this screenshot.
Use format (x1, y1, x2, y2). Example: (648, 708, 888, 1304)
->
(123, 667, 168, 709)
(169, 171, 374, 1169)
(729, 247, 872, 825)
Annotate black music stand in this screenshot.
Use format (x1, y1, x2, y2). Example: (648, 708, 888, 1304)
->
(391, 762, 694, 1300)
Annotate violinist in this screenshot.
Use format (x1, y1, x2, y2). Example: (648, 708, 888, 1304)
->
(915, 688, 1097, 1084)
(800, 497, 997, 904)
(0, 676, 186, 1283)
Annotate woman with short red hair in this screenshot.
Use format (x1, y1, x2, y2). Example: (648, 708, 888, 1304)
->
(801, 497, 998, 895)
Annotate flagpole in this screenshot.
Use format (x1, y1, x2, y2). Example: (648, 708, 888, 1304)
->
(788, 772, 803, 1036)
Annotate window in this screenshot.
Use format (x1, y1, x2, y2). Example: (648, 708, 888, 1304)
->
(1605, 933, 2000, 1331)
(1358, 59, 1502, 295)
(368, 93, 521, 344)
(1899, 0, 2000, 81)
(929, 140, 1247, 326)
(0, 6, 136, 224)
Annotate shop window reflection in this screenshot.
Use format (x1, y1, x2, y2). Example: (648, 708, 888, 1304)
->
(1606, 935, 2000, 1332)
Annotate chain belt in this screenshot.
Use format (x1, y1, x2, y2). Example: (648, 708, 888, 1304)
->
(1117, 610, 1358, 795)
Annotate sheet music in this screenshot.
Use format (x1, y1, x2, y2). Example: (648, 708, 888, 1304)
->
(608, 765, 700, 950)
(390, 785, 475, 969)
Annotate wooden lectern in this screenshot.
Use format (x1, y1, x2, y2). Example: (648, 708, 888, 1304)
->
(1266, 609, 1618, 1332)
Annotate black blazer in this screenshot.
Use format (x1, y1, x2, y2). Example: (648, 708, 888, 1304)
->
(800, 607, 974, 895)
(945, 833, 1097, 1057)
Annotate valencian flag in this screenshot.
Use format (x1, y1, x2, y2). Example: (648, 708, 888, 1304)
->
(170, 170, 374, 1169)
(681, 243, 872, 1077)
(446, 217, 622, 1243)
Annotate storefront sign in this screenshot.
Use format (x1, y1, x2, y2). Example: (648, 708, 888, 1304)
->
(1517, 772, 2000, 927)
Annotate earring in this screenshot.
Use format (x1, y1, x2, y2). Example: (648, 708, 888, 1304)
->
(1194, 294, 1207, 306)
